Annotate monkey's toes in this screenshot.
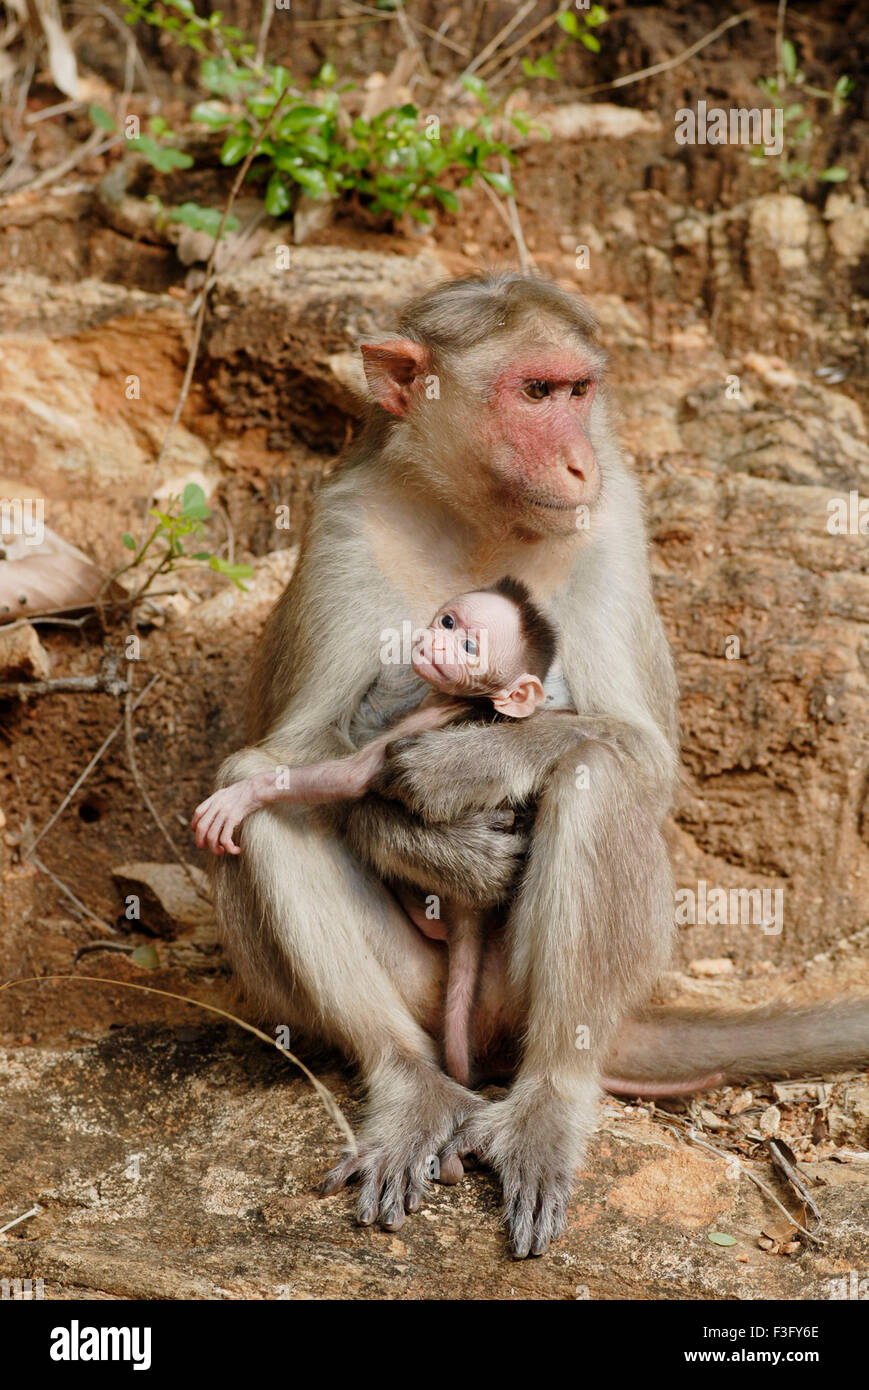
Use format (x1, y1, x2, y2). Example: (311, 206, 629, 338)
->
(505, 1184, 569, 1259)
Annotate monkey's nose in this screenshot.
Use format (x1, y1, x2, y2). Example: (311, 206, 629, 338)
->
(567, 464, 585, 481)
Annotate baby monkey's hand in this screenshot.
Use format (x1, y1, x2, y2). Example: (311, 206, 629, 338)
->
(192, 781, 259, 856)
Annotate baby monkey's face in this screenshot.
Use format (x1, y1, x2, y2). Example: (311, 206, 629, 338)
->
(411, 591, 545, 718)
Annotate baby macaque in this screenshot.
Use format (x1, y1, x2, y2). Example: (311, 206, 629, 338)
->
(193, 576, 558, 1086)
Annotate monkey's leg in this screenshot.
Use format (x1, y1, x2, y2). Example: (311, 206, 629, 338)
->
(442, 907, 484, 1088)
(444, 742, 674, 1258)
(214, 798, 487, 1232)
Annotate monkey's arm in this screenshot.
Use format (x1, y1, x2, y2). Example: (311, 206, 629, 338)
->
(194, 747, 383, 855)
(196, 699, 467, 855)
(373, 710, 661, 824)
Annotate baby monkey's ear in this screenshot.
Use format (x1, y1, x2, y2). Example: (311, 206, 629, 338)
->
(491, 674, 546, 720)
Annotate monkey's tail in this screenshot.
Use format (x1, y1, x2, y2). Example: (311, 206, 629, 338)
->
(603, 998, 869, 1096)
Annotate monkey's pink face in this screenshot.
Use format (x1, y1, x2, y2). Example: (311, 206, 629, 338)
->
(483, 354, 602, 532)
(411, 592, 521, 696)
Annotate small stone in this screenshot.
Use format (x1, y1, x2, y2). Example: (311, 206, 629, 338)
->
(758, 1104, 781, 1137)
(688, 957, 734, 978)
(0, 622, 50, 680)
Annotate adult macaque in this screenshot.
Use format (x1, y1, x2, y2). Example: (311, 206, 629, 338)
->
(195, 577, 561, 1090)
(213, 272, 869, 1258)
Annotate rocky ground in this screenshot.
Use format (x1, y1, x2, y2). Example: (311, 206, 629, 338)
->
(0, 0, 867, 1299)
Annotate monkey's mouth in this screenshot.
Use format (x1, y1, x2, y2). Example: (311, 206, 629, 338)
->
(527, 497, 576, 511)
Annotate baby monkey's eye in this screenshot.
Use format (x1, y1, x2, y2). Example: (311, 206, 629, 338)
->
(524, 380, 550, 400)
(571, 379, 590, 396)
(463, 638, 478, 656)
(439, 613, 455, 630)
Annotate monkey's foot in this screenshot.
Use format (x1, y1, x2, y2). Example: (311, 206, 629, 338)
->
(321, 1065, 487, 1232)
(442, 1078, 598, 1259)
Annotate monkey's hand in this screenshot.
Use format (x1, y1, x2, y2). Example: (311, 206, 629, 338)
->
(321, 1061, 488, 1232)
(441, 1077, 599, 1258)
(375, 718, 586, 823)
(192, 781, 260, 856)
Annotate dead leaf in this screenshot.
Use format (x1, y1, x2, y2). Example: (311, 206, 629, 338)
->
(767, 1138, 823, 1225)
(0, 525, 104, 620)
(761, 1216, 798, 1242)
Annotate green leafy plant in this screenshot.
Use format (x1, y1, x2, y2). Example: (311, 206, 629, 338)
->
(88, 104, 194, 174)
(117, 484, 252, 604)
(99, 0, 607, 229)
(522, 4, 608, 78)
(753, 38, 852, 184)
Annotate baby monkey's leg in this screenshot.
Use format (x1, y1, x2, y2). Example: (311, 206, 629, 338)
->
(443, 905, 485, 1089)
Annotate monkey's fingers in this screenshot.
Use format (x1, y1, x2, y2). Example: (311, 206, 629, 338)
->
(217, 819, 242, 855)
(321, 1149, 365, 1195)
(194, 799, 224, 850)
(440, 1129, 487, 1173)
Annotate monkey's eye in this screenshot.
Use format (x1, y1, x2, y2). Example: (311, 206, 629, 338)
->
(463, 637, 478, 656)
(524, 380, 550, 400)
(439, 614, 455, 630)
(571, 379, 590, 397)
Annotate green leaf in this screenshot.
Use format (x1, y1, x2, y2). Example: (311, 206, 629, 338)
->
(295, 133, 331, 162)
(557, 11, 581, 37)
(782, 39, 797, 81)
(89, 103, 116, 132)
(279, 104, 331, 133)
(580, 32, 601, 52)
(131, 944, 160, 969)
(481, 169, 514, 196)
(318, 61, 336, 86)
(130, 135, 194, 172)
(209, 556, 254, 589)
(707, 1232, 737, 1247)
(200, 56, 252, 97)
(265, 171, 292, 215)
(179, 482, 210, 519)
(287, 164, 328, 198)
(461, 74, 487, 100)
(121, 532, 136, 551)
(169, 202, 239, 236)
(220, 133, 251, 165)
(522, 54, 559, 80)
(819, 166, 849, 182)
(586, 4, 608, 26)
(430, 185, 460, 213)
(191, 102, 231, 128)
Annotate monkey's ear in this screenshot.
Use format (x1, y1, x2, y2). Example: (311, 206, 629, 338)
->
(492, 675, 546, 720)
(361, 339, 431, 416)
